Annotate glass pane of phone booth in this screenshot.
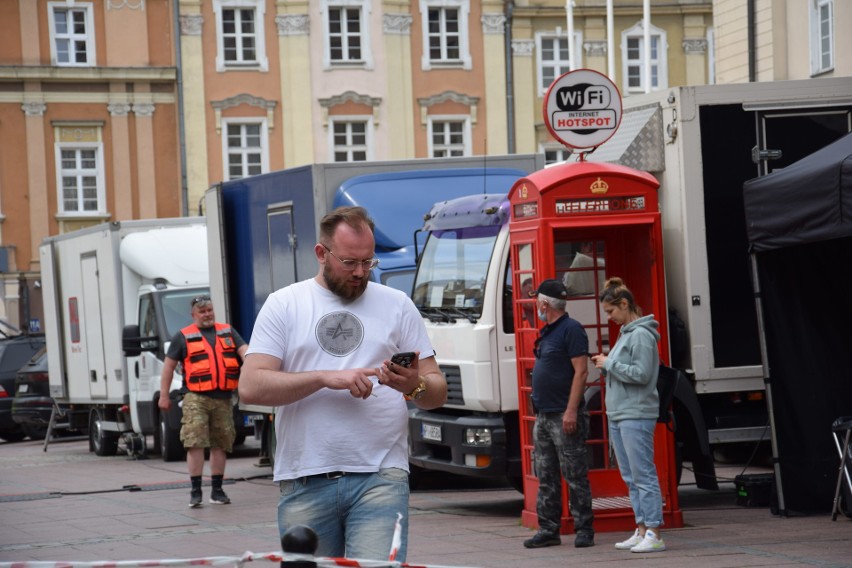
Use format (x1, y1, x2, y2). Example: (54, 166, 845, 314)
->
(513, 241, 537, 488)
(554, 238, 612, 471)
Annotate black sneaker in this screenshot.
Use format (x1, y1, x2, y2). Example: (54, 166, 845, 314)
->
(523, 532, 561, 548)
(209, 488, 231, 505)
(574, 532, 595, 548)
(188, 489, 202, 508)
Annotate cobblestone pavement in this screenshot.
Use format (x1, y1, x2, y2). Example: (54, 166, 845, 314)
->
(1, 436, 850, 567)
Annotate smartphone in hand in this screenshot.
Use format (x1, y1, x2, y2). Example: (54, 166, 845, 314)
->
(391, 352, 416, 368)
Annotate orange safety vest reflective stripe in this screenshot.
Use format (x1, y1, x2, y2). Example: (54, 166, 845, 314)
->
(181, 323, 241, 392)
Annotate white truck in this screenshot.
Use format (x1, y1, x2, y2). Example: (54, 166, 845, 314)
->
(41, 218, 221, 460)
(407, 76, 852, 490)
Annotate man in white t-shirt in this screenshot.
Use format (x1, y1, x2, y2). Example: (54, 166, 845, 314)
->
(240, 206, 447, 562)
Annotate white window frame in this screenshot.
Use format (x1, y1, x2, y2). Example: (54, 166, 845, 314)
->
(419, 0, 471, 70)
(54, 142, 107, 217)
(427, 116, 471, 157)
(221, 118, 270, 181)
(321, 0, 373, 69)
(540, 144, 572, 166)
(535, 29, 583, 96)
(48, 2, 96, 67)
(328, 116, 374, 162)
(213, 0, 269, 72)
(809, 0, 834, 76)
(621, 21, 668, 94)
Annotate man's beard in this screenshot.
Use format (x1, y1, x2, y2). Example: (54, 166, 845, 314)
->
(323, 263, 369, 301)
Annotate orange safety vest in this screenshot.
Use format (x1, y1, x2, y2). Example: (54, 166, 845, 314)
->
(181, 323, 241, 392)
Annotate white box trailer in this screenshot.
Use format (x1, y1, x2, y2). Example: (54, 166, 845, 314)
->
(41, 218, 210, 459)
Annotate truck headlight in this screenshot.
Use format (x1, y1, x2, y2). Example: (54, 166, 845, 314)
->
(464, 428, 492, 446)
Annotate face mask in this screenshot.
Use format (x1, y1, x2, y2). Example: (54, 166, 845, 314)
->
(537, 308, 547, 322)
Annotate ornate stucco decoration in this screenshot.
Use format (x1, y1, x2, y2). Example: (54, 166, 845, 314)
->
(276, 14, 310, 36)
(211, 94, 278, 133)
(417, 91, 480, 126)
(318, 91, 382, 127)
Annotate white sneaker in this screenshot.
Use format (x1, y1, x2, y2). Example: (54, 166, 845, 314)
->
(614, 529, 643, 550)
(631, 529, 666, 553)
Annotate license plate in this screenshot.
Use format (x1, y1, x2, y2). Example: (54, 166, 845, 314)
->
(421, 423, 442, 442)
(17, 384, 29, 394)
(243, 414, 263, 427)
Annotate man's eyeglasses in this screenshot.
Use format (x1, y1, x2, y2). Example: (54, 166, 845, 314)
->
(192, 295, 212, 307)
(321, 244, 379, 271)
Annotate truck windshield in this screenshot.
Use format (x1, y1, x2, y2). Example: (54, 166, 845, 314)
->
(160, 288, 210, 338)
(412, 225, 500, 319)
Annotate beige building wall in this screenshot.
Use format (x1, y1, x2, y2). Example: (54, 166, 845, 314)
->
(482, 0, 509, 155)
(382, 2, 415, 159)
(713, 0, 851, 83)
(277, 2, 315, 167)
(511, 1, 713, 154)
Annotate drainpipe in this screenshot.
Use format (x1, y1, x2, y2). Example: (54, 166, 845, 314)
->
(173, 0, 189, 216)
(504, 0, 516, 154)
(747, 0, 756, 82)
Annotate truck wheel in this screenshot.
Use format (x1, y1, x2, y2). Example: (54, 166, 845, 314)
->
(89, 409, 118, 456)
(159, 411, 184, 462)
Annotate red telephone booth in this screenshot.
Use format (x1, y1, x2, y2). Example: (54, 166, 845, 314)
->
(509, 159, 683, 534)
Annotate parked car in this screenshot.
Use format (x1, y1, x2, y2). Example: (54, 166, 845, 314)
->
(11, 345, 87, 441)
(0, 334, 45, 442)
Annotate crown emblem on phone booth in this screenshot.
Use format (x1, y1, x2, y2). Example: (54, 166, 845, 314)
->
(590, 177, 609, 195)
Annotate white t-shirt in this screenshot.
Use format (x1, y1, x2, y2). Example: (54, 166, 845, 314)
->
(247, 278, 435, 481)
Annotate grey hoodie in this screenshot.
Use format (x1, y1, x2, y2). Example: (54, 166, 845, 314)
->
(603, 314, 660, 421)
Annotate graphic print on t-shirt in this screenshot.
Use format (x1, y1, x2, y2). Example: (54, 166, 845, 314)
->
(316, 311, 364, 356)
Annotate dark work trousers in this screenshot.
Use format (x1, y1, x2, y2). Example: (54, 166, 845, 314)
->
(532, 411, 595, 537)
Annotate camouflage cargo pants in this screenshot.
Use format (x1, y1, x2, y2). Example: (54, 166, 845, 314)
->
(532, 411, 595, 536)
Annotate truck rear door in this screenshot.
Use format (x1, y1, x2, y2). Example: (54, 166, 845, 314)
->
(80, 254, 107, 399)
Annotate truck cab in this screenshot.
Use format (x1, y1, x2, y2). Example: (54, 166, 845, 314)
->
(408, 195, 523, 489)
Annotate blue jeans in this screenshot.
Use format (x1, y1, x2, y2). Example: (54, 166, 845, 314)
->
(278, 469, 409, 561)
(609, 418, 663, 528)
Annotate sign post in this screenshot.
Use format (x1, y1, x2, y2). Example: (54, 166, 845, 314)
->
(543, 69, 623, 155)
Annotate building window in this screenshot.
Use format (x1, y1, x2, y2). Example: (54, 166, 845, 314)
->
(428, 117, 470, 157)
(810, 0, 834, 75)
(420, 0, 471, 70)
(542, 145, 571, 166)
(55, 145, 105, 214)
(213, 0, 268, 72)
(621, 22, 667, 94)
(322, 0, 373, 69)
(222, 120, 268, 181)
(330, 118, 373, 162)
(536, 31, 581, 95)
(48, 2, 95, 66)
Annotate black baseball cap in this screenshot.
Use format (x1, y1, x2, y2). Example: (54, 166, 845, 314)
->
(530, 279, 568, 299)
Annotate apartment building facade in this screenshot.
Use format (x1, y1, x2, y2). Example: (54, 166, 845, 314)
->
(0, 0, 182, 331)
(0, 0, 847, 329)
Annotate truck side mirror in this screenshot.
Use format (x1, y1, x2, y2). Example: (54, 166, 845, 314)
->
(122, 324, 159, 356)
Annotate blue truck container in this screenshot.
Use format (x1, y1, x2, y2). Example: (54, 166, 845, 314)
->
(205, 156, 542, 341)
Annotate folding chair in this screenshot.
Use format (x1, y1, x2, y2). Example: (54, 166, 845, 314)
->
(831, 416, 852, 521)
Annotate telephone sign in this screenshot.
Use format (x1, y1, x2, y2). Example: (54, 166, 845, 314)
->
(543, 69, 622, 150)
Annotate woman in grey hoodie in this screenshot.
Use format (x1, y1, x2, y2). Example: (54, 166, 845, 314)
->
(591, 277, 666, 553)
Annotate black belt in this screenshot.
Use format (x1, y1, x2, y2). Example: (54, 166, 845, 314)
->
(306, 471, 347, 480)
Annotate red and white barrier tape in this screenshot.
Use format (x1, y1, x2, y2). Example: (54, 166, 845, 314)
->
(0, 551, 478, 568)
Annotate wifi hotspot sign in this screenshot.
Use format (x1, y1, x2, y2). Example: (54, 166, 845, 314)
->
(543, 68, 623, 150)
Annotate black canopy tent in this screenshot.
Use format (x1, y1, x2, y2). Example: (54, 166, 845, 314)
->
(743, 133, 852, 514)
